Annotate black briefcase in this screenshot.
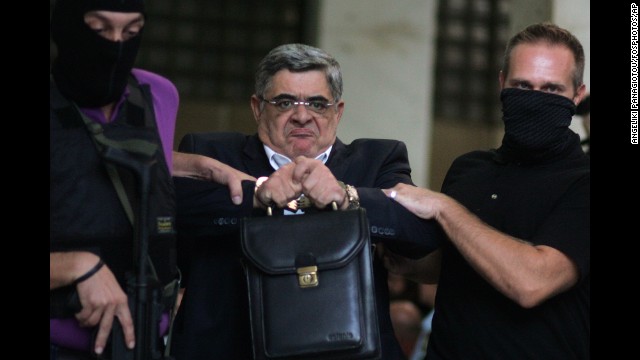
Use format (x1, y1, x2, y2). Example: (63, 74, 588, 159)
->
(241, 208, 381, 359)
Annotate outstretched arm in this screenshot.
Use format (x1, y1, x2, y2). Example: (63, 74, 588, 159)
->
(383, 184, 579, 308)
(172, 151, 256, 205)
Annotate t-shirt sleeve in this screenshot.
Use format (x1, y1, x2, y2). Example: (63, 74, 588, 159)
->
(533, 174, 590, 281)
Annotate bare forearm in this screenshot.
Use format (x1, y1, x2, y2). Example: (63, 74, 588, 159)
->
(435, 196, 577, 307)
(173, 151, 255, 205)
(172, 151, 251, 180)
(50, 251, 100, 290)
(172, 151, 211, 179)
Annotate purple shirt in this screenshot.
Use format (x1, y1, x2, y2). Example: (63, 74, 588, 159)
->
(78, 68, 179, 172)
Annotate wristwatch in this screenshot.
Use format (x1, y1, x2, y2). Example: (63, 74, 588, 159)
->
(338, 181, 360, 210)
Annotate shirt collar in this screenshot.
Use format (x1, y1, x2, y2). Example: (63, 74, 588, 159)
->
(78, 87, 130, 124)
(263, 145, 332, 171)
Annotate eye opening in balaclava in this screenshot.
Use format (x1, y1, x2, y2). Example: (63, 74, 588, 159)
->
(51, 0, 146, 108)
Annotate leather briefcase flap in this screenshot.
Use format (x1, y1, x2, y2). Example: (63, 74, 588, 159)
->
(241, 210, 367, 275)
(241, 208, 380, 359)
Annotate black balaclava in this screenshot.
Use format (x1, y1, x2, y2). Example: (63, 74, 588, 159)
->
(51, 0, 145, 107)
(496, 88, 577, 164)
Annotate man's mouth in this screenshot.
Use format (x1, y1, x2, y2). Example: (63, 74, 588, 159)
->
(289, 129, 314, 138)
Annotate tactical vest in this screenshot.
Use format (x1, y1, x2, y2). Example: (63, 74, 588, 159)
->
(50, 76, 177, 316)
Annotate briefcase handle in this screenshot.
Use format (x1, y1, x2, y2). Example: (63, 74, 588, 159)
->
(266, 200, 338, 216)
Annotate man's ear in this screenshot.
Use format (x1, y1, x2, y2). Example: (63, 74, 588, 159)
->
(250, 95, 262, 124)
(498, 70, 506, 90)
(334, 101, 345, 125)
(573, 84, 587, 106)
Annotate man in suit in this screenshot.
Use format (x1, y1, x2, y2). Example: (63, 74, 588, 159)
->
(170, 43, 442, 360)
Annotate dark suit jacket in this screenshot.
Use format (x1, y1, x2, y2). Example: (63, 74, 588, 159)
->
(171, 132, 443, 360)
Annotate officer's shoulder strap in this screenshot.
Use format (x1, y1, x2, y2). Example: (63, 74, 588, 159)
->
(126, 74, 157, 129)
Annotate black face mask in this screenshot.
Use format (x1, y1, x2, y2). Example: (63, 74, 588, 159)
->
(497, 88, 577, 163)
(51, 0, 145, 108)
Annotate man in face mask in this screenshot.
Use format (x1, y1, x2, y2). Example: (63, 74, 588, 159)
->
(380, 23, 589, 359)
(50, 0, 253, 359)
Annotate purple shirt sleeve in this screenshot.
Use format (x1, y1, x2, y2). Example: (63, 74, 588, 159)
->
(79, 68, 179, 173)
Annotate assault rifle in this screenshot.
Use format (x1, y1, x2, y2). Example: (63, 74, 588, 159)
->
(101, 145, 175, 360)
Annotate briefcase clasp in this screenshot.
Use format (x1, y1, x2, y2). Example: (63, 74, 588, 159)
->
(297, 266, 318, 288)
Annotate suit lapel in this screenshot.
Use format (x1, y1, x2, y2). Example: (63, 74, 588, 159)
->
(326, 138, 352, 179)
(243, 134, 274, 176)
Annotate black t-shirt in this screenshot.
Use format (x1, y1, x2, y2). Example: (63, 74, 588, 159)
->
(427, 141, 590, 359)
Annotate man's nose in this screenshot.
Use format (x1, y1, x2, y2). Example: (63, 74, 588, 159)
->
(291, 103, 312, 122)
(103, 30, 125, 42)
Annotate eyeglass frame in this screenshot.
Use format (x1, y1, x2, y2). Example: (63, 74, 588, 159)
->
(259, 96, 337, 115)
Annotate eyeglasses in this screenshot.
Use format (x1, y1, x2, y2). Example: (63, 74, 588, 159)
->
(261, 97, 335, 114)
